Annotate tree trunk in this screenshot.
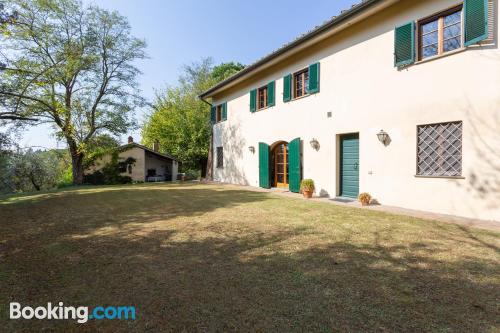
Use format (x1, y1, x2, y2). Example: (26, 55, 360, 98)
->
(67, 138, 85, 185)
(206, 128, 214, 181)
(71, 153, 84, 185)
(29, 172, 41, 191)
(199, 158, 207, 178)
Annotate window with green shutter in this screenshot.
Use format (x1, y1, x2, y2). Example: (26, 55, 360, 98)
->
(293, 69, 309, 99)
(418, 6, 463, 60)
(212, 104, 225, 123)
(464, 0, 488, 46)
(267, 81, 275, 107)
(259, 142, 270, 188)
(307, 63, 320, 94)
(257, 85, 268, 110)
(250, 89, 257, 113)
(288, 138, 301, 193)
(283, 74, 292, 102)
(210, 106, 216, 124)
(221, 102, 227, 121)
(394, 21, 415, 67)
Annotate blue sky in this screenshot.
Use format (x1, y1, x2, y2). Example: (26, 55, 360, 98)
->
(23, 0, 359, 148)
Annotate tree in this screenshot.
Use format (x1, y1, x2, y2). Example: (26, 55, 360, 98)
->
(3, 149, 56, 191)
(0, 0, 146, 184)
(142, 59, 244, 175)
(82, 133, 120, 169)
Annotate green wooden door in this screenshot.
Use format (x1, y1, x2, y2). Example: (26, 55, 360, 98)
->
(340, 134, 359, 198)
(288, 138, 301, 193)
(259, 142, 270, 188)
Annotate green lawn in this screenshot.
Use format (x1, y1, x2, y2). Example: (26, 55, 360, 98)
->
(1, 183, 499, 332)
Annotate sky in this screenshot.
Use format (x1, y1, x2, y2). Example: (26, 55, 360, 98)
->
(21, 0, 359, 149)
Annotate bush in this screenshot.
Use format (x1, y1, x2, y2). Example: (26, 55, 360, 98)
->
(83, 152, 135, 185)
(358, 192, 372, 206)
(300, 179, 315, 192)
(184, 169, 200, 180)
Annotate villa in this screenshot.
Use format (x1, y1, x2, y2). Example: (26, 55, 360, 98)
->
(200, 0, 499, 221)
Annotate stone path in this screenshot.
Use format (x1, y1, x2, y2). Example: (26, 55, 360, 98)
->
(210, 182, 500, 232)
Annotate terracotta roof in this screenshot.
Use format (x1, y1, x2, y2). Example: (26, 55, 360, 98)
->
(200, 0, 384, 99)
(121, 142, 177, 161)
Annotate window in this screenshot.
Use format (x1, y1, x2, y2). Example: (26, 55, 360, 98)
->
(418, 6, 463, 60)
(257, 85, 268, 110)
(216, 105, 222, 123)
(417, 121, 462, 177)
(216, 147, 223, 169)
(293, 69, 309, 99)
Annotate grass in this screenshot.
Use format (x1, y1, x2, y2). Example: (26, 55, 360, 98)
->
(0, 182, 499, 332)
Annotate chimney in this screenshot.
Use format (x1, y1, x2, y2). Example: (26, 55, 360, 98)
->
(128, 136, 134, 144)
(153, 139, 159, 152)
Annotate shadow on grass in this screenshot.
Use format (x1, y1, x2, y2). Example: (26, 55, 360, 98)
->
(1, 184, 499, 332)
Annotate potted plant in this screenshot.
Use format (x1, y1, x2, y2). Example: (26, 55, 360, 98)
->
(300, 179, 315, 199)
(358, 192, 372, 206)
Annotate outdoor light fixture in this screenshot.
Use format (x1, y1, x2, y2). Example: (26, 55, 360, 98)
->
(248, 146, 255, 154)
(310, 138, 320, 151)
(377, 130, 390, 146)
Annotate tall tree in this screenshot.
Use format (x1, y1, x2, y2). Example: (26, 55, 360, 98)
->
(142, 59, 243, 175)
(0, 0, 146, 184)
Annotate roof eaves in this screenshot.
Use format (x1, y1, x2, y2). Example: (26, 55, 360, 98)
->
(199, 0, 384, 99)
(122, 143, 177, 161)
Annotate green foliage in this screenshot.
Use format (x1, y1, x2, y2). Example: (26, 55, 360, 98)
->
(83, 134, 121, 169)
(0, 0, 146, 184)
(57, 165, 73, 188)
(300, 179, 315, 192)
(0, 148, 69, 192)
(184, 169, 201, 180)
(142, 59, 244, 171)
(83, 151, 135, 185)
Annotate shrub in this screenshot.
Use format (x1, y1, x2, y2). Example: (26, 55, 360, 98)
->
(83, 152, 135, 185)
(300, 179, 315, 192)
(358, 192, 372, 206)
(184, 169, 200, 180)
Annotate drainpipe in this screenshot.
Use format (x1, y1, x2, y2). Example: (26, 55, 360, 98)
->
(200, 96, 214, 181)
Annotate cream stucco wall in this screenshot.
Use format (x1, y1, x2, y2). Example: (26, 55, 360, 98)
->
(212, 0, 500, 221)
(85, 146, 146, 182)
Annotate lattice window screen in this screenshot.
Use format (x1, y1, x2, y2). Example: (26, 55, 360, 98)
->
(216, 147, 224, 168)
(417, 122, 462, 176)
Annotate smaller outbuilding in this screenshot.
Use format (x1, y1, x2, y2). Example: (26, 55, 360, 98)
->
(85, 136, 179, 182)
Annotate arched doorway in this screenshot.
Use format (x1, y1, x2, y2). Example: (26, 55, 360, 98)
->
(270, 141, 289, 188)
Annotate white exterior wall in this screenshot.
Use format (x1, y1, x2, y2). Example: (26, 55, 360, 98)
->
(212, 0, 500, 221)
(145, 152, 177, 181)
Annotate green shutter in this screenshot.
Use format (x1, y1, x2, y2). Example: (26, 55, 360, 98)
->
(464, 0, 488, 46)
(288, 138, 301, 193)
(250, 89, 257, 113)
(210, 106, 216, 124)
(222, 102, 227, 121)
(267, 81, 275, 107)
(394, 21, 415, 67)
(258, 142, 270, 188)
(283, 74, 292, 102)
(307, 63, 320, 94)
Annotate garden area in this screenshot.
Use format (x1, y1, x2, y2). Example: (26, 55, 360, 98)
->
(1, 183, 499, 332)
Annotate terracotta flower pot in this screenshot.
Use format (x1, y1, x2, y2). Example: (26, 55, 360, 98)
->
(361, 201, 370, 206)
(303, 190, 313, 199)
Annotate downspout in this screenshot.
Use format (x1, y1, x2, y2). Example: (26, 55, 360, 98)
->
(200, 96, 214, 181)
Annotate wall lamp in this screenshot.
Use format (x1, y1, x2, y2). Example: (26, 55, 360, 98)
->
(310, 138, 320, 151)
(377, 130, 391, 146)
(248, 146, 255, 154)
